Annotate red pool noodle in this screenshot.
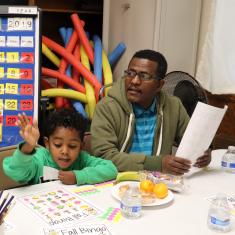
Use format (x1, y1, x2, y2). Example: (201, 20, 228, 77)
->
(72, 44, 81, 83)
(71, 13, 94, 64)
(57, 21, 85, 107)
(41, 78, 53, 90)
(42, 36, 101, 101)
(72, 20, 84, 82)
(56, 30, 78, 108)
(42, 67, 86, 93)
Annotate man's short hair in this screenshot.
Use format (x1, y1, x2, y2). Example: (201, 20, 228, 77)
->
(131, 49, 168, 79)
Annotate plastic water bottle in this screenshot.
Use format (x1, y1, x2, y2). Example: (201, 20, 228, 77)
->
(207, 194, 231, 232)
(120, 185, 142, 219)
(221, 146, 235, 173)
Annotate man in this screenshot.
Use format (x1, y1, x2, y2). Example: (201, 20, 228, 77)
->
(91, 50, 211, 175)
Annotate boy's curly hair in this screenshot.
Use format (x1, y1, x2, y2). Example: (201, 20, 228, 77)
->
(46, 109, 88, 141)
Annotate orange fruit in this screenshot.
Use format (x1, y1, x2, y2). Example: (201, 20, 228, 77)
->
(153, 183, 168, 199)
(139, 180, 154, 193)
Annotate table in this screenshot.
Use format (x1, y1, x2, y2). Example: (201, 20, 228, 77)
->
(3, 149, 235, 235)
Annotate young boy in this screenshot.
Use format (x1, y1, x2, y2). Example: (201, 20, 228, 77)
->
(3, 109, 118, 185)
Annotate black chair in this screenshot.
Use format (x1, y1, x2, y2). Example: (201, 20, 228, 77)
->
(162, 71, 208, 117)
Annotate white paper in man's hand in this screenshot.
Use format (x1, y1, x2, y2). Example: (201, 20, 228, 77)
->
(176, 102, 227, 163)
(43, 166, 59, 181)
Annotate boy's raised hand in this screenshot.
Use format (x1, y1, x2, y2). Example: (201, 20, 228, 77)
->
(16, 113, 40, 148)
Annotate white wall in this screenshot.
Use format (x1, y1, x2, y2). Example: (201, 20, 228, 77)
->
(158, 0, 201, 76)
(103, 0, 201, 80)
(196, 0, 235, 94)
(196, 0, 212, 68)
(103, 0, 157, 80)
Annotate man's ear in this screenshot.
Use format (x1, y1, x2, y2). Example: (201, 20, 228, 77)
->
(159, 79, 165, 88)
(44, 137, 49, 149)
(157, 79, 165, 93)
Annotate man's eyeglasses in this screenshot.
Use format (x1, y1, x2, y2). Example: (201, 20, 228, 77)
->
(124, 70, 158, 81)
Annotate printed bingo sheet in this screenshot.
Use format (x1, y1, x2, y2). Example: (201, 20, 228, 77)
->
(19, 188, 102, 227)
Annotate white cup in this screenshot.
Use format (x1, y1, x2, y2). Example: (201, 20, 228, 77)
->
(0, 222, 5, 235)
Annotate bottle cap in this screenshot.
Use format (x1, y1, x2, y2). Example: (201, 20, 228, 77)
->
(228, 146, 235, 152)
(216, 193, 227, 199)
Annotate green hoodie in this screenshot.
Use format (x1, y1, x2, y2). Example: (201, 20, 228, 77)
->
(91, 78, 189, 172)
(3, 144, 118, 185)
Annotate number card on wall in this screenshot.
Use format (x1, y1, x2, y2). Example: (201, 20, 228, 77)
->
(0, 6, 40, 149)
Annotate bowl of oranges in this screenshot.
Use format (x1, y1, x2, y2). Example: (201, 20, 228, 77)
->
(112, 180, 174, 206)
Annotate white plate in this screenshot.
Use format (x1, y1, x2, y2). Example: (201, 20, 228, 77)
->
(112, 181, 174, 207)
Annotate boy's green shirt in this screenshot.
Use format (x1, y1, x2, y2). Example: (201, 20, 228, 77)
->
(3, 144, 118, 185)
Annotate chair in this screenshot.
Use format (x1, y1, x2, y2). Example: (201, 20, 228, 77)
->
(162, 71, 212, 149)
(0, 147, 26, 190)
(82, 132, 92, 154)
(162, 71, 208, 116)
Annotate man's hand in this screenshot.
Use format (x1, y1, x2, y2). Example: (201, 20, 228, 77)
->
(162, 155, 192, 175)
(194, 149, 212, 168)
(59, 171, 76, 185)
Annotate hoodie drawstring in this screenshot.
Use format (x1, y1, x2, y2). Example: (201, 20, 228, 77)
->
(120, 113, 134, 153)
(156, 110, 163, 156)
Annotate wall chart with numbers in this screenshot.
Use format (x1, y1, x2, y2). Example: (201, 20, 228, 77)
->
(0, 6, 40, 149)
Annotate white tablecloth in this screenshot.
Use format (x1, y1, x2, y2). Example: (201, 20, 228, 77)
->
(3, 149, 235, 235)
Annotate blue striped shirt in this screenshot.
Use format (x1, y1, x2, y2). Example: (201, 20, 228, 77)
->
(129, 99, 157, 156)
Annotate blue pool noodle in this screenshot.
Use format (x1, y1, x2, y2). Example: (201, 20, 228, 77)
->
(108, 42, 126, 67)
(59, 27, 67, 45)
(93, 35, 103, 84)
(65, 28, 73, 46)
(59, 27, 86, 117)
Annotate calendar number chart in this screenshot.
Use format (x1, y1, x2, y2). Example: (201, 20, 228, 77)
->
(0, 6, 40, 149)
